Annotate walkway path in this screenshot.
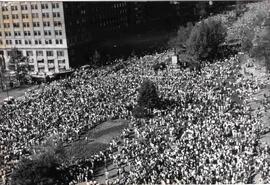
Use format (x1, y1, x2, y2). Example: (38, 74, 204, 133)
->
(238, 54, 270, 183)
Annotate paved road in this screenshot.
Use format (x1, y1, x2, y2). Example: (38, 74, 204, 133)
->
(0, 85, 37, 105)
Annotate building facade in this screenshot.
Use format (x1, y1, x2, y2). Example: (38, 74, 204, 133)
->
(0, 1, 69, 74)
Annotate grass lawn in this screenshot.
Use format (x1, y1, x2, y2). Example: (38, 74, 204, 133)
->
(65, 119, 129, 160)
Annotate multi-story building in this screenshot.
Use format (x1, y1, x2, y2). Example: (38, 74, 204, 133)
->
(0, 1, 70, 74)
(0, 1, 236, 71)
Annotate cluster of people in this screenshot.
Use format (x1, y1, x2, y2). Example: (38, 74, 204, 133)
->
(0, 52, 170, 184)
(1, 50, 270, 184)
(107, 55, 270, 184)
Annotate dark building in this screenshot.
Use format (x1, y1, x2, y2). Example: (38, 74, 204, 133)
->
(64, 2, 129, 47)
(63, 1, 236, 67)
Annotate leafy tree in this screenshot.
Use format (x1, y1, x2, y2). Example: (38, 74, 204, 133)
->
(168, 22, 194, 54)
(226, 1, 270, 53)
(8, 48, 30, 85)
(186, 17, 227, 61)
(11, 153, 64, 185)
(132, 105, 152, 118)
(235, 0, 247, 17)
(252, 15, 270, 71)
(137, 79, 160, 109)
(11, 141, 69, 185)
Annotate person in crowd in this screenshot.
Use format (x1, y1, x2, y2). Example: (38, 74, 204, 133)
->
(0, 51, 270, 184)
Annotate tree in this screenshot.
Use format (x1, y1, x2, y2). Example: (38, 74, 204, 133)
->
(8, 48, 30, 85)
(11, 141, 68, 185)
(132, 105, 152, 119)
(168, 22, 194, 54)
(11, 153, 64, 185)
(137, 79, 160, 109)
(252, 15, 270, 71)
(186, 17, 227, 61)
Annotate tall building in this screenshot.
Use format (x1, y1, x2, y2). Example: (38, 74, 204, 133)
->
(0, 1, 70, 74)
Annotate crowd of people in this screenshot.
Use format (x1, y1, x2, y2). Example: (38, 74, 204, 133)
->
(106, 55, 270, 184)
(1, 50, 270, 184)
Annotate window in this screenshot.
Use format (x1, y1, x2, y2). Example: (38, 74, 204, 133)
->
(26, 51, 33, 56)
(58, 59, 66, 65)
(34, 31, 41, 36)
(43, 22, 50, 27)
(35, 40, 42, 44)
(23, 22, 30, 27)
(56, 39, 63, 44)
(21, 5, 28, 10)
(29, 64, 35, 71)
(14, 31, 21, 36)
(36, 51, 43, 56)
(15, 40, 22, 44)
(33, 22, 40, 27)
(2, 7, 8, 11)
(48, 59, 54, 64)
(42, 13, 50, 18)
(44, 30, 51, 36)
(41, 4, 48, 9)
(53, 12, 60, 18)
(37, 59, 44, 64)
(49, 67, 55, 72)
(24, 31, 31, 36)
(45, 39, 52, 44)
(7, 51, 11, 56)
(32, 13, 39, 18)
(55, 30, 62, 35)
(5, 32, 11, 37)
(12, 14, 19, 19)
(11, 6, 18, 11)
(6, 40, 12, 45)
(3, 15, 9, 19)
(52, 3, 59, 9)
(55, 30, 62, 36)
(22, 14, 29, 19)
(0, 40, 2, 45)
(31, 4, 38, 10)
(25, 40, 32, 45)
(54, 21, 62, 27)
(4, 23, 10, 28)
(46, 51, 53, 56)
(57, 51, 64, 57)
(13, 23, 20, 28)
(38, 66, 45, 73)
(0, 32, 2, 37)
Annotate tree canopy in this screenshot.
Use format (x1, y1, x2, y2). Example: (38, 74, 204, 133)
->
(137, 79, 160, 109)
(8, 48, 30, 85)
